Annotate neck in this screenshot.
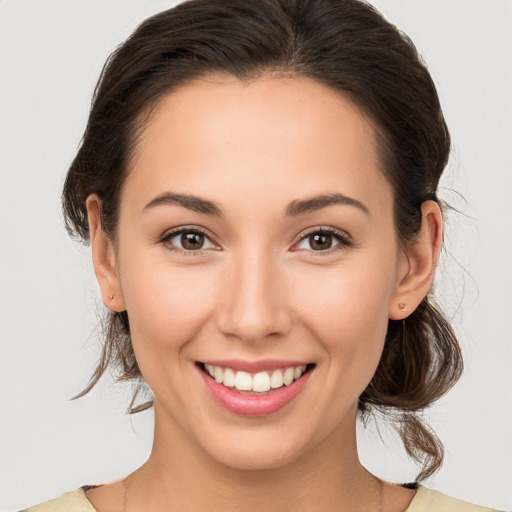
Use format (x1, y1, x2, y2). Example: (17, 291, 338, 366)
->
(126, 405, 381, 512)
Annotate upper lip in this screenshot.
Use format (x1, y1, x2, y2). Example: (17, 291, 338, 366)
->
(199, 359, 312, 373)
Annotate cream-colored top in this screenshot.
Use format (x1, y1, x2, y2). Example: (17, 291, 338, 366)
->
(21, 485, 503, 512)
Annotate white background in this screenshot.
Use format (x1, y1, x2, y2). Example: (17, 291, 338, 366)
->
(0, 1, 511, 510)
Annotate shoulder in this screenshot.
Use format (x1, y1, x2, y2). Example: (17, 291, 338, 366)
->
(20, 487, 96, 512)
(406, 485, 504, 512)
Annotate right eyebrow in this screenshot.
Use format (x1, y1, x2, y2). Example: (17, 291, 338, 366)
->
(142, 192, 224, 217)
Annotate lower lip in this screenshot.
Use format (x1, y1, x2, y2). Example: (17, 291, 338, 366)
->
(198, 366, 312, 417)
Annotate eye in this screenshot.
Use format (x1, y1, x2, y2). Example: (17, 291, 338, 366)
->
(160, 227, 217, 253)
(294, 228, 352, 253)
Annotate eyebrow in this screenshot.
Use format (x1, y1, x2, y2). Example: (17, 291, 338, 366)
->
(286, 193, 369, 217)
(143, 192, 224, 216)
(143, 191, 369, 217)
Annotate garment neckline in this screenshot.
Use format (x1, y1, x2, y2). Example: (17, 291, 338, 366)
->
(80, 483, 420, 511)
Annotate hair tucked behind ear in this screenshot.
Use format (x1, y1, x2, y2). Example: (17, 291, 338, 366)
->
(360, 298, 462, 480)
(63, 0, 463, 480)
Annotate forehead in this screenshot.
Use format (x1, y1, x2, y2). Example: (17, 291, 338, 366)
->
(124, 74, 391, 216)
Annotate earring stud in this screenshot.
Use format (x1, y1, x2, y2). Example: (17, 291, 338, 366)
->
(109, 295, 114, 300)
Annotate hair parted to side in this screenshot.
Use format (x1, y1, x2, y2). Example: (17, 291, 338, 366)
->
(63, 0, 462, 481)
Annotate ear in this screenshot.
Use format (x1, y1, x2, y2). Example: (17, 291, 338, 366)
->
(389, 200, 442, 320)
(86, 194, 126, 312)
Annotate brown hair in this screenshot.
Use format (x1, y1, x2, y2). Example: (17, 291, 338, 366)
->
(63, 0, 462, 480)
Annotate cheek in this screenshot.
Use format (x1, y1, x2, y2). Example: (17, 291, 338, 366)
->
(288, 259, 395, 379)
(120, 259, 218, 362)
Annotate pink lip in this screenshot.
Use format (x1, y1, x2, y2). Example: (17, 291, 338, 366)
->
(198, 364, 313, 417)
(200, 359, 310, 373)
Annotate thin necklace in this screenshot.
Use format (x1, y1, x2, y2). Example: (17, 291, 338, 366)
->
(122, 468, 383, 512)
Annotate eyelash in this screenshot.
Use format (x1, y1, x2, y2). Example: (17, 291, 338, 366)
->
(158, 226, 353, 256)
(293, 226, 353, 256)
(159, 226, 217, 256)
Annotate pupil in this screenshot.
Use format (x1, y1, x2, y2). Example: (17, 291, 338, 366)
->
(311, 233, 332, 250)
(181, 232, 204, 250)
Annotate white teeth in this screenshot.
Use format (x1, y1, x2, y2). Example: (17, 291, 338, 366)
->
(204, 363, 309, 392)
(295, 365, 307, 379)
(252, 372, 271, 392)
(205, 364, 215, 378)
(223, 368, 235, 387)
(283, 367, 295, 385)
(270, 369, 284, 389)
(234, 371, 252, 391)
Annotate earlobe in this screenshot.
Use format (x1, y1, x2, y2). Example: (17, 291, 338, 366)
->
(389, 200, 442, 320)
(86, 194, 126, 312)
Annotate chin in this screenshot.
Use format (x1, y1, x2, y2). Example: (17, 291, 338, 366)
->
(194, 420, 329, 473)
(210, 442, 303, 472)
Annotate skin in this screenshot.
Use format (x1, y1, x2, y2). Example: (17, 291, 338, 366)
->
(85, 75, 442, 512)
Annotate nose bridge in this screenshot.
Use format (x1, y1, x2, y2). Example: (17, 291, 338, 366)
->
(218, 242, 290, 343)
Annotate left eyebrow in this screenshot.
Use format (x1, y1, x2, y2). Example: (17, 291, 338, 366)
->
(142, 192, 224, 217)
(285, 193, 370, 217)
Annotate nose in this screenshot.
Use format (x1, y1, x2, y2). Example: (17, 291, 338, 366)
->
(216, 249, 292, 344)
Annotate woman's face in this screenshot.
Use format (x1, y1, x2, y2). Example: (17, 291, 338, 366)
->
(101, 75, 414, 469)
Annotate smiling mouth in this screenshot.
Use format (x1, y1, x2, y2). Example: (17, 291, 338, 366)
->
(197, 362, 315, 394)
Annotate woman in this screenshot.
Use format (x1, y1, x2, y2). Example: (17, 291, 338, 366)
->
(15, 0, 507, 511)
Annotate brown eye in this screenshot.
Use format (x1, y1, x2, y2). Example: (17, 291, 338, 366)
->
(294, 228, 351, 253)
(181, 232, 205, 250)
(309, 232, 333, 251)
(162, 228, 216, 253)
